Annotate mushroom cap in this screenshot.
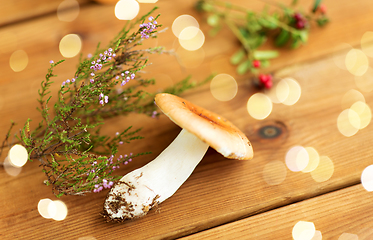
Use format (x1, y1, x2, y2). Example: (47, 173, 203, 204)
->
(155, 93, 253, 160)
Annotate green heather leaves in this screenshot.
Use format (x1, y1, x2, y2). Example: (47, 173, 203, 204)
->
(2, 7, 205, 197)
(196, 0, 329, 75)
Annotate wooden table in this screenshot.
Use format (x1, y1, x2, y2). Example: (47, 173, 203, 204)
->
(1, 0, 373, 239)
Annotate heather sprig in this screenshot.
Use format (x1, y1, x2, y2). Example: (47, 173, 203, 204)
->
(1, 7, 204, 197)
(196, 0, 329, 87)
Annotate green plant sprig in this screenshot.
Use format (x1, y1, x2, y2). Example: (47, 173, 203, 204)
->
(1, 7, 206, 197)
(196, 0, 329, 76)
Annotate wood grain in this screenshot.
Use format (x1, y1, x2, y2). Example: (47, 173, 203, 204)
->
(1, 0, 373, 239)
(180, 184, 373, 240)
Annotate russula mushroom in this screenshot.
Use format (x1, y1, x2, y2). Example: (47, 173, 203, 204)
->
(102, 93, 253, 221)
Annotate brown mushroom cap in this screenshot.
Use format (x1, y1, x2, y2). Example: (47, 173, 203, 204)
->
(155, 93, 253, 160)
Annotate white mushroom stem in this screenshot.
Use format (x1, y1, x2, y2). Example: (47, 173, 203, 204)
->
(103, 128, 209, 221)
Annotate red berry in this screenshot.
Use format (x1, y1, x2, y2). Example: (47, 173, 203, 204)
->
(259, 74, 269, 83)
(293, 13, 303, 21)
(252, 60, 261, 68)
(295, 20, 306, 29)
(264, 79, 273, 89)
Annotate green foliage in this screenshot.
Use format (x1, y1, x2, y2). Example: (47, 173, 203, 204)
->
(4, 7, 204, 197)
(196, 0, 329, 75)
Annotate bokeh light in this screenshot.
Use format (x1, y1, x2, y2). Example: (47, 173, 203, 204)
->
(210, 74, 238, 101)
(360, 31, 373, 58)
(52, 200, 68, 221)
(311, 231, 322, 240)
(8, 144, 28, 167)
(338, 233, 359, 240)
(247, 93, 273, 120)
(262, 160, 287, 185)
(310, 156, 334, 182)
(38, 198, 68, 221)
(59, 34, 82, 58)
(275, 78, 290, 103)
(292, 221, 316, 240)
(38, 198, 54, 219)
(361, 165, 373, 191)
(341, 89, 365, 110)
(178, 26, 205, 51)
(345, 48, 369, 76)
(301, 147, 320, 173)
(354, 67, 373, 92)
(176, 46, 205, 68)
(3, 156, 22, 177)
(282, 78, 301, 106)
(57, 0, 80, 22)
(337, 109, 360, 137)
(114, 0, 140, 20)
(285, 146, 309, 172)
(172, 15, 199, 39)
(350, 101, 371, 129)
(9, 49, 28, 72)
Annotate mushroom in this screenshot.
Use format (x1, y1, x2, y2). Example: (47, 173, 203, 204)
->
(102, 93, 253, 221)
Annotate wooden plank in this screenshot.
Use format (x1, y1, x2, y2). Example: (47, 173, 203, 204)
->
(1, 0, 373, 239)
(180, 184, 373, 239)
(0, 0, 90, 27)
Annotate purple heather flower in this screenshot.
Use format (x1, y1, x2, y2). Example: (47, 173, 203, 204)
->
(71, 78, 76, 82)
(99, 100, 104, 105)
(66, 79, 70, 84)
(90, 79, 94, 83)
(154, 20, 157, 25)
(124, 161, 128, 165)
(61, 81, 66, 86)
(108, 48, 113, 52)
(121, 81, 126, 86)
(115, 76, 119, 80)
(91, 61, 95, 65)
(112, 53, 116, 57)
(148, 16, 154, 21)
(119, 141, 123, 145)
(49, 60, 54, 64)
(125, 70, 129, 75)
(104, 96, 109, 104)
(130, 73, 135, 79)
(87, 53, 93, 58)
(121, 73, 125, 77)
(116, 132, 120, 136)
(90, 72, 95, 76)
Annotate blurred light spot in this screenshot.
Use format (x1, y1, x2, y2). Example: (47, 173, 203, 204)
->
(262, 160, 287, 185)
(361, 164, 373, 191)
(3, 156, 22, 177)
(210, 74, 238, 101)
(137, 0, 158, 2)
(57, 0, 80, 22)
(338, 233, 359, 240)
(115, 0, 139, 20)
(8, 144, 28, 167)
(311, 156, 334, 182)
(176, 46, 205, 68)
(247, 93, 273, 120)
(59, 34, 82, 58)
(311, 231, 322, 240)
(0, 32, 18, 54)
(285, 146, 309, 172)
(275, 78, 290, 103)
(302, 147, 320, 173)
(337, 109, 359, 137)
(333, 43, 353, 70)
(350, 101, 371, 129)
(355, 67, 373, 92)
(341, 89, 365, 110)
(52, 200, 68, 221)
(361, 31, 373, 58)
(9, 49, 28, 72)
(178, 27, 205, 51)
(172, 15, 199, 39)
(48, 201, 57, 219)
(38, 198, 54, 219)
(282, 78, 301, 106)
(345, 49, 369, 76)
(292, 221, 316, 240)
